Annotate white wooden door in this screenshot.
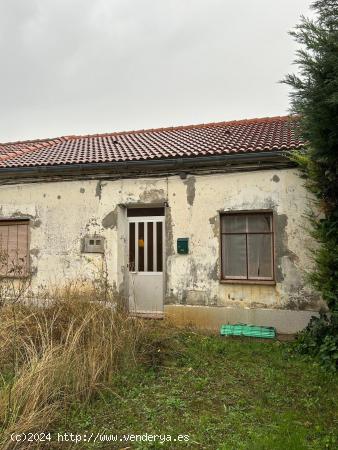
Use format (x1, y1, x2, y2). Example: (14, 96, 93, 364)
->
(128, 216, 165, 316)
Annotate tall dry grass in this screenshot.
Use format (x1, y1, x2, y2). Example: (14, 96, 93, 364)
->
(0, 287, 145, 449)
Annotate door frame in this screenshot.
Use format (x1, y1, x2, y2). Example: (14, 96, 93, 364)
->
(127, 214, 165, 316)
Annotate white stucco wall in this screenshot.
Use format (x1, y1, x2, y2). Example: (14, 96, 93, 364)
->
(0, 167, 324, 327)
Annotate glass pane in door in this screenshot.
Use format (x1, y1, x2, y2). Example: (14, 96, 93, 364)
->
(156, 221, 163, 272)
(147, 222, 154, 272)
(138, 222, 144, 271)
(129, 220, 164, 273)
(129, 222, 135, 271)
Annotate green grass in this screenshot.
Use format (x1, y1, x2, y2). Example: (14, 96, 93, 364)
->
(54, 328, 338, 450)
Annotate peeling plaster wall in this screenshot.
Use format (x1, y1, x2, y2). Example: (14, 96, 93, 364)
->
(166, 170, 322, 311)
(0, 168, 323, 313)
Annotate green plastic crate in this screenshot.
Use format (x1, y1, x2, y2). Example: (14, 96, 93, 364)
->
(220, 323, 276, 339)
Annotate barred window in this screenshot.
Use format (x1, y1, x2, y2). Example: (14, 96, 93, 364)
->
(221, 212, 274, 281)
(0, 220, 29, 277)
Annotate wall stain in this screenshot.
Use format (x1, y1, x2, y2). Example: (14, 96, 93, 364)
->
(271, 175, 280, 183)
(118, 266, 128, 309)
(283, 290, 323, 311)
(165, 206, 175, 300)
(32, 219, 42, 228)
(102, 208, 118, 229)
(186, 290, 207, 306)
(274, 213, 321, 309)
(96, 181, 106, 200)
(11, 211, 33, 219)
(10, 211, 41, 228)
(85, 217, 101, 232)
(80, 187, 85, 193)
(139, 188, 166, 203)
(208, 262, 219, 281)
(183, 176, 196, 206)
(275, 214, 299, 283)
(165, 206, 175, 257)
(209, 214, 219, 238)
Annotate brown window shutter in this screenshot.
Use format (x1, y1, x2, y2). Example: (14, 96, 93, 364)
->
(7, 225, 18, 275)
(0, 225, 9, 274)
(17, 223, 29, 275)
(0, 221, 29, 276)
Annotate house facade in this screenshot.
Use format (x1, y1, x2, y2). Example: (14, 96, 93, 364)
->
(0, 116, 323, 333)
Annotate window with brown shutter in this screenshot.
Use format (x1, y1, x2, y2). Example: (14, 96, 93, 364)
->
(0, 220, 29, 277)
(220, 211, 274, 283)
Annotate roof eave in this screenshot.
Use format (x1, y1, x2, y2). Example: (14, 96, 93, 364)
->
(0, 150, 297, 182)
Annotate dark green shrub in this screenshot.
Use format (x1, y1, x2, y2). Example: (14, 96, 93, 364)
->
(296, 313, 338, 371)
(283, 0, 338, 370)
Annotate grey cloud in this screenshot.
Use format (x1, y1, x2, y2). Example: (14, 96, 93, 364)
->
(0, 0, 311, 142)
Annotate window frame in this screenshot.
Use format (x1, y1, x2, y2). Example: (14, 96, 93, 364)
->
(0, 219, 30, 278)
(220, 210, 275, 285)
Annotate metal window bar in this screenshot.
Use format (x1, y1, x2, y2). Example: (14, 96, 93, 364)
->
(153, 221, 157, 272)
(128, 219, 164, 274)
(135, 222, 139, 272)
(144, 222, 148, 272)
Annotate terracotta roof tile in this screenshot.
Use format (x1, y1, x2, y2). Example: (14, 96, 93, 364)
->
(0, 115, 304, 169)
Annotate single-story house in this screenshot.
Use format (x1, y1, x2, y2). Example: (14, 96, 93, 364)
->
(0, 115, 323, 333)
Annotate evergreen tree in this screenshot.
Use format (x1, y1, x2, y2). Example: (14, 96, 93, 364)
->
(283, 0, 338, 370)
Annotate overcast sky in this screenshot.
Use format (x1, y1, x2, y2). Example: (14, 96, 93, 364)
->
(0, 0, 312, 143)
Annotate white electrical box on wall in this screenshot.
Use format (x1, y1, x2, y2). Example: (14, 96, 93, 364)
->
(82, 235, 105, 254)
